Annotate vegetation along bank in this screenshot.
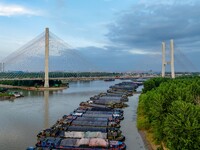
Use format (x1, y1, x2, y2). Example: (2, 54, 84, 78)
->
(137, 77, 200, 150)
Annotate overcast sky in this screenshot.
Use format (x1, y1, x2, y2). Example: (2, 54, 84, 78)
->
(0, 0, 200, 72)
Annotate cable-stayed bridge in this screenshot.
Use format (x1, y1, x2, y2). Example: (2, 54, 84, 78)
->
(161, 40, 198, 78)
(0, 28, 198, 87)
(0, 28, 106, 87)
(1, 28, 96, 72)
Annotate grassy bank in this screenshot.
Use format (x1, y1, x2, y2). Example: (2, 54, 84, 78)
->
(0, 84, 68, 91)
(0, 80, 65, 87)
(0, 92, 15, 100)
(0, 80, 68, 91)
(137, 77, 200, 150)
(0, 93, 12, 97)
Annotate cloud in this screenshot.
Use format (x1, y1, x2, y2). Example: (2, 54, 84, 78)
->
(75, 0, 200, 71)
(106, 0, 200, 53)
(128, 49, 160, 55)
(0, 3, 41, 16)
(139, 0, 193, 5)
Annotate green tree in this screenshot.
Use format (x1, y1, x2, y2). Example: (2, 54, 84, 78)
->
(164, 101, 200, 150)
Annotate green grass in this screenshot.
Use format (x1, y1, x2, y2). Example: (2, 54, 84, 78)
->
(0, 93, 12, 97)
(137, 101, 150, 130)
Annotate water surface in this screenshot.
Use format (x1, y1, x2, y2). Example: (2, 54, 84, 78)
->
(0, 80, 145, 150)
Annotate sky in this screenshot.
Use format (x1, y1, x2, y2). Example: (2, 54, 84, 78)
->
(0, 0, 200, 72)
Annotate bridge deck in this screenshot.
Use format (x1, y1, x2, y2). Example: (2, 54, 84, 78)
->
(0, 76, 156, 81)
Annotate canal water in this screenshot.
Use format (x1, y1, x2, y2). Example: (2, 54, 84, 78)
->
(0, 80, 146, 150)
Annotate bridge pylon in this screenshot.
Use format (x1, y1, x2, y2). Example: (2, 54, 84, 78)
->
(44, 28, 49, 88)
(161, 39, 175, 78)
(0, 62, 5, 72)
(0, 63, 2, 72)
(162, 42, 166, 77)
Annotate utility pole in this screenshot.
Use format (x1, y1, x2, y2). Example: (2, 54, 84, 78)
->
(44, 28, 49, 88)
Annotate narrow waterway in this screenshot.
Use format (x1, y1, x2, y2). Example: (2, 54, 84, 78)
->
(0, 80, 145, 150)
(121, 93, 146, 150)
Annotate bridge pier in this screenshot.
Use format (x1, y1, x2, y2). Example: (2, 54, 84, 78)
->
(44, 28, 49, 88)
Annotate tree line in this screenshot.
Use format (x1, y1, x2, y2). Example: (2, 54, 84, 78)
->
(0, 72, 122, 78)
(0, 80, 63, 87)
(137, 77, 200, 150)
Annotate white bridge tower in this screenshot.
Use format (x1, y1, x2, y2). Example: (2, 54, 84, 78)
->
(44, 28, 49, 88)
(162, 39, 175, 78)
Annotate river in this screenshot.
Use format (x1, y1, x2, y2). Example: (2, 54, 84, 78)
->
(0, 80, 146, 150)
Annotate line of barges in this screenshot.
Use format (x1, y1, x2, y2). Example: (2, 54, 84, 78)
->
(27, 81, 139, 150)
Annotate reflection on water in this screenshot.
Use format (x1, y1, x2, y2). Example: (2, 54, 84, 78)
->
(0, 80, 145, 150)
(44, 91, 49, 129)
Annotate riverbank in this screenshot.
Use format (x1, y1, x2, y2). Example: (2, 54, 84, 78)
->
(137, 96, 162, 150)
(0, 92, 15, 100)
(0, 95, 15, 101)
(0, 84, 68, 91)
(139, 130, 158, 150)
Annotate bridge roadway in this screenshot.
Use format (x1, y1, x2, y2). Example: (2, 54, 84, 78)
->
(0, 75, 157, 81)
